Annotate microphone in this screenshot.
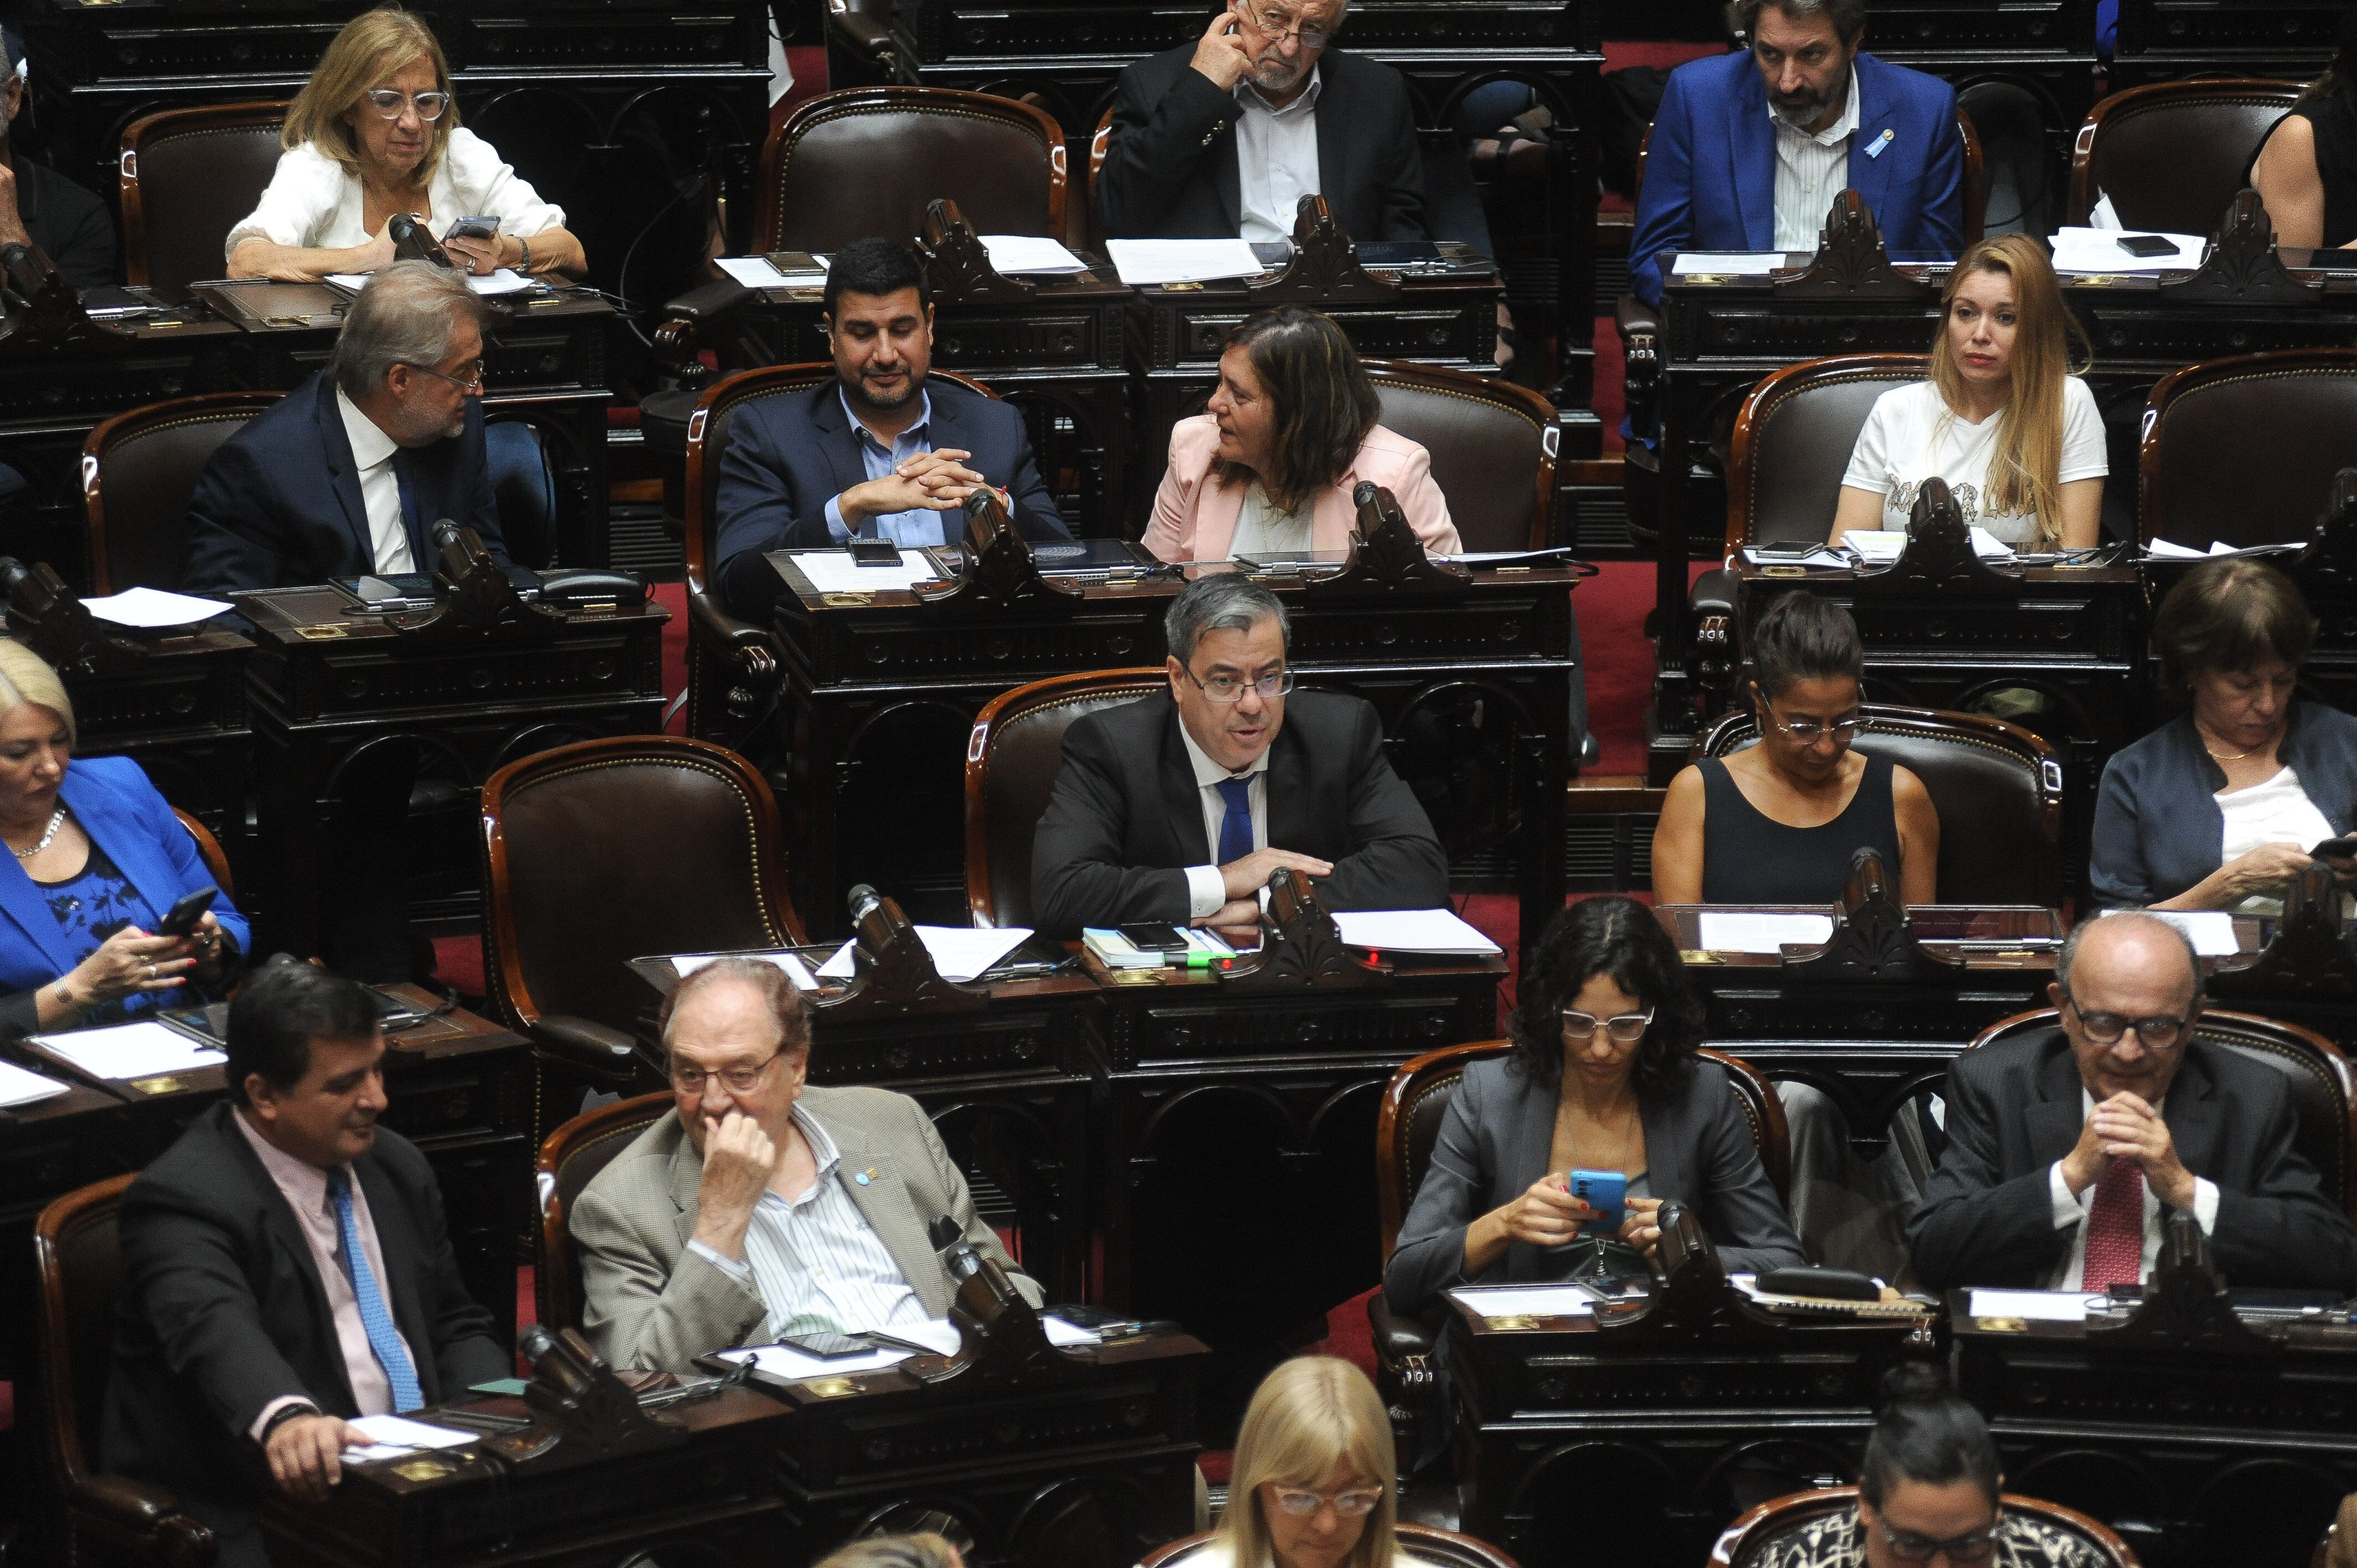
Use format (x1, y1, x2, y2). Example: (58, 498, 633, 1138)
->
(847, 883, 884, 928)
(1352, 481, 1377, 508)
(929, 1213, 984, 1281)
(431, 519, 465, 551)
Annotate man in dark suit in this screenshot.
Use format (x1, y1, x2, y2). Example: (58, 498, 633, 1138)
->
(713, 238, 1070, 622)
(1910, 913, 2357, 1292)
(0, 28, 116, 291)
(1032, 573, 1447, 940)
(181, 259, 507, 594)
(1094, 0, 1426, 244)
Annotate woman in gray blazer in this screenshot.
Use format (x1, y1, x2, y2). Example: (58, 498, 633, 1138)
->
(1384, 896, 1804, 1313)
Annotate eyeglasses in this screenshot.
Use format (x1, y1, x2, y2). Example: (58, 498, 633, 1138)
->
(2063, 988, 2190, 1050)
(1269, 1487, 1385, 1519)
(364, 87, 451, 122)
(1766, 708, 1863, 744)
(405, 359, 486, 393)
(668, 1048, 784, 1095)
(1562, 1007, 1654, 1044)
(1874, 1508, 2001, 1564)
(1184, 665, 1296, 705)
(1238, 0, 1333, 47)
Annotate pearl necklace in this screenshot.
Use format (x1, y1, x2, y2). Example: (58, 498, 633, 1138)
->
(11, 806, 64, 860)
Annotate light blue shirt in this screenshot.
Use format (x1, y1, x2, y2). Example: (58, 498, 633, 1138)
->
(820, 387, 948, 548)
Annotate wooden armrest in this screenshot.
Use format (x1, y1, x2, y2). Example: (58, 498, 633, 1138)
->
(688, 589, 783, 662)
(530, 1014, 640, 1071)
(1690, 566, 1738, 621)
(1365, 1293, 1440, 1367)
(73, 1473, 217, 1564)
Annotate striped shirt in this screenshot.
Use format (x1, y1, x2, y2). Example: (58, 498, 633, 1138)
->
(1771, 66, 1860, 252)
(687, 1102, 930, 1338)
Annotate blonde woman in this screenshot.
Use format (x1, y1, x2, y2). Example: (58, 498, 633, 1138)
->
(227, 7, 585, 283)
(1200, 1358, 1418, 1568)
(1829, 234, 2105, 551)
(814, 1536, 964, 1568)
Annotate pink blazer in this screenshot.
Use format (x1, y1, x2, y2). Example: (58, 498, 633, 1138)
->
(1142, 415, 1464, 563)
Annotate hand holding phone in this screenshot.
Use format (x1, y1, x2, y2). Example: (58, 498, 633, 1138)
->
(157, 885, 218, 940)
(1187, 6, 1253, 89)
(2314, 837, 2357, 860)
(1567, 1168, 1628, 1232)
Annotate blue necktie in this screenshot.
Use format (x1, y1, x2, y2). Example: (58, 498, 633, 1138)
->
(326, 1168, 424, 1413)
(1215, 777, 1254, 866)
(390, 451, 431, 572)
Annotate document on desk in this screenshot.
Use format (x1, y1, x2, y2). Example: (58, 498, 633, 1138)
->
(716, 255, 825, 288)
(326, 269, 531, 296)
(785, 548, 948, 595)
(341, 1414, 478, 1463)
(982, 235, 1088, 274)
(2102, 907, 2239, 956)
(1331, 909, 1502, 956)
(1670, 252, 1784, 276)
(0, 1058, 69, 1108)
(1968, 1288, 2090, 1323)
(1448, 1284, 1596, 1320)
(671, 951, 820, 991)
(1694, 912, 1835, 953)
(1105, 238, 1267, 285)
(2049, 226, 2205, 273)
(2145, 538, 2305, 560)
(1843, 528, 2013, 564)
(914, 925, 1033, 981)
(33, 1020, 225, 1081)
(83, 586, 235, 628)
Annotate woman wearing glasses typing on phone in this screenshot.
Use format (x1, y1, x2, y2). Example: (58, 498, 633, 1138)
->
(225, 8, 584, 284)
(1185, 1358, 1428, 1568)
(1651, 593, 1940, 905)
(1383, 898, 1803, 1319)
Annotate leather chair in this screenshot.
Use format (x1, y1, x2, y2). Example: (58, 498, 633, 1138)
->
(537, 1090, 672, 1335)
(752, 87, 1068, 255)
(1141, 1524, 1523, 1568)
(33, 1174, 220, 1567)
(119, 100, 291, 304)
(1711, 1486, 2140, 1567)
(1363, 360, 1560, 552)
(2066, 78, 2305, 233)
(171, 808, 234, 898)
(1968, 1007, 2357, 1221)
(81, 393, 281, 594)
(965, 668, 1169, 929)
(2141, 349, 2357, 550)
(1692, 703, 2066, 909)
(480, 735, 807, 1137)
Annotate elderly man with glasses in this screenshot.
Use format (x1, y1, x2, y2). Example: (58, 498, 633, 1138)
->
(1031, 574, 1447, 942)
(1910, 911, 2357, 1292)
(569, 958, 1039, 1374)
(1094, 0, 1426, 243)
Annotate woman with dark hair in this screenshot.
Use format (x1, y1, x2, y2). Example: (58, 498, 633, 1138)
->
(1144, 306, 1462, 563)
(2251, 4, 2357, 250)
(1382, 897, 1803, 1313)
(2092, 557, 2357, 911)
(1754, 1363, 2104, 1568)
(1650, 594, 1941, 904)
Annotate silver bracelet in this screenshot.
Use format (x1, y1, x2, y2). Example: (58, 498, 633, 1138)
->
(518, 235, 533, 275)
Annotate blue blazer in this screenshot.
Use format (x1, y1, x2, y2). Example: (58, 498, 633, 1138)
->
(181, 371, 506, 595)
(712, 376, 1071, 621)
(1628, 49, 1965, 308)
(0, 755, 250, 1005)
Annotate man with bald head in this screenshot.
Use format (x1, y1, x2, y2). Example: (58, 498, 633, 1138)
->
(1910, 912, 2357, 1292)
(569, 958, 1039, 1372)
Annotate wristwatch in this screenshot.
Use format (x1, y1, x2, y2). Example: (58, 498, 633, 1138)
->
(261, 1401, 322, 1441)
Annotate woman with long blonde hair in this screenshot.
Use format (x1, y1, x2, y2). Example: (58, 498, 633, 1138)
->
(1830, 233, 2105, 550)
(1201, 1359, 1412, 1568)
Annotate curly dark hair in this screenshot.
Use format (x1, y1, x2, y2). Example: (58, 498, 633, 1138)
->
(1505, 898, 1704, 1102)
(1210, 306, 1381, 514)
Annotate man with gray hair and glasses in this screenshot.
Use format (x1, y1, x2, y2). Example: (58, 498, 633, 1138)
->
(1909, 911, 2357, 1293)
(182, 258, 508, 592)
(1032, 573, 1447, 941)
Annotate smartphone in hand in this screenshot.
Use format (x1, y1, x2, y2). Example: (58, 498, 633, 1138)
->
(1567, 1168, 1628, 1231)
(157, 885, 218, 939)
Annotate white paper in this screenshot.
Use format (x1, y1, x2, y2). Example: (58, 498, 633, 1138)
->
(717, 256, 788, 287)
(1843, 528, 2011, 564)
(327, 268, 532, 296)
(0, 1058, 69, 1108)
(1331, 909, 1502, 956)
(785, 548, 946, 595)
(2102, 906, 2240, 957)
(2145, 538, 2303, 560)
(718, 1342, 917, 1379)
(1671, 251, 1784, 276)
(347, 1415, 476, 1450)
(1743, 545, 1849, 569)
(1968, 1288, 2090, 1322)
(2049, 226, 2206, 274)
(981, 234, 1087, 274)
(1447, 1284, 1596, 1319)
(671, 951, 819, 991)
(1041, 1313, 1114, 1346)
(1695, 912, 1835, 953)
(914, 925, 1032, 982)
(2144, 537, 2209, 559)
(816, 940, 857, 979)
(1105, 238, 1267, 286)
(34, 1020, 225, 1081)
(81, 586, 235, 629)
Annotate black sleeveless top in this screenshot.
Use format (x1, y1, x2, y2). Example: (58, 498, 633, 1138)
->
(1697, 753, 1905, 904)
(2251, 94, 2357, 250)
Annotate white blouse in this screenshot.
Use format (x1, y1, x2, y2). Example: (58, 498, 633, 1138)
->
(1840, 377, 2107, 545)
(1226, 482, 1315, 560)
(2217, 764, 2339, 916)
(224, 127, 566, 262)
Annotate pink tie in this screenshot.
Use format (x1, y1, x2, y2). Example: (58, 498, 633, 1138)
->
(2081, 1160, 2146, 1290)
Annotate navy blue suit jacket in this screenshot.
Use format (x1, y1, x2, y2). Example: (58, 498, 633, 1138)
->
(181, 371, 506, 594)
(713, 376, 1070, 621)
(1628, 49, 1964, 308)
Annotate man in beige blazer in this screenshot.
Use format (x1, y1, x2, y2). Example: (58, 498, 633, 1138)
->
(570, 957, 1040, 1372)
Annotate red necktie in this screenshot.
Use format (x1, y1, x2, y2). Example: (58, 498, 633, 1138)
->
(2081, 1159, 2146, 1290)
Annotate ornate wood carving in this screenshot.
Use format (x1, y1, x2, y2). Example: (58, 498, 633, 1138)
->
(1848, 477, 2024, 599)
(919, 198, 1035, 305)
(1247, 194, 1400, 306)
(1783, 847, 1969, 982)
(2211, 864, 2357, 997)
(514, 1325, 688, 1466)
(2161, 189, 2322, 307)
(1774, 190, 1932, 301)
(389, 525, 569, 645)
(1300, 482, 1474, 600)
(2096, 1211, 2273, 1354)
(909, 488, 1084, 610)
(0, 559, 147, 675)
(1218, 868, 1388, 993)
(0, 241, 112, 350)
(810, 890, 990, 1020)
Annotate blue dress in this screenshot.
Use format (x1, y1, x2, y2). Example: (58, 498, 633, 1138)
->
(35, 840, 168, 1025)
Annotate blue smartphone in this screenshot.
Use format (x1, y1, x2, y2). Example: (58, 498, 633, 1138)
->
(1567, 1169, 1628, 1231)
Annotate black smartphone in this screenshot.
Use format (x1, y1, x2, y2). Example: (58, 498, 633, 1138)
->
(1117, 921, 1188, 953)
(449, 215, 501, 243)
(780, 1330, 872, 1359)
(157, 885, 217, 938)
(847, 539, 901, 566)
(2315, 837, 2357, 859)
(2117, 234, 2178, 257)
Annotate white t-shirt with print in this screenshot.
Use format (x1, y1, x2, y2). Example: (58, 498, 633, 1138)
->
(1840, 377, 2108, 545)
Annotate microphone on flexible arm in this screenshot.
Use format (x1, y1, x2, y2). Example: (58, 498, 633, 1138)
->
(928, 1211, 1040, 1355)
(430, 517, 495, 581)
(847, 881, 917, 957)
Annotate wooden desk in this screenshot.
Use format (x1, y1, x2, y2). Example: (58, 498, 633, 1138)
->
(0, 1070, 128, 1384)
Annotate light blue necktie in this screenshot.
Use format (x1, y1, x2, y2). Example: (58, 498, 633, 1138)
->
(1215, 777, 1255, 866)
(326, 1168, 424, 1413)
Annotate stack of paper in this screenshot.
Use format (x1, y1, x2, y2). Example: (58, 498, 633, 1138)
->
(1446, 1284, 1597, 1319)
(339, 1414, 478, 1464)
(671, 951, 821, 991)
(805, 929, 1033, 983)
(34, 1020, 225, 1081)
(0, 1058, 69, 1108)
(1331, 909, 1502, 956)
(1967, 1288, 2090, 1322)
(1844, 528, 2013, 565)
(2145, 538, 2303, 560)
(1083, 929, 1174, 969)
(1695, 911, 1835, 953)
(714, 255, 828, 289)
(326, 269, 532, 296)
(981, 235, 1088, 274)
(81, 586, 235, 628)
(2049, 226, 2205, 273)
(785, 549, 948, 595)
(1104, 238, 1265, 286)
(1742, 545, 1849, 569)
(1670, 252, 1784, 276)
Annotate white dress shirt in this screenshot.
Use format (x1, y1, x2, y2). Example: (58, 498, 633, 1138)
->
(686, 1102, 931, 1339)
(1771, 66, 1861, 252)
(1177, 718, 1270, 918)
(224, 127, 566, 262)
(2045, 1086, 2221, 1290)
(1234, 69, 1324, 244)
(334, 388, 416, 575)
(2216, 765, 2340, 917)
(1224, 481, 1314, 559)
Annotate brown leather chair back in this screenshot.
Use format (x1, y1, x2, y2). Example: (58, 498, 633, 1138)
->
(1971, 1007, 2357, 1221)
(171, 807, 234, 898)
(2140, 349, 2357, 550)
(537, 1091, 671, 1334)
(1365, 360, 1559, 552)
(1089, 104, 1115, 229)
(1696, 703, 2065, 909)
(2067, 78, 2306, 231)
(1726, 354, 1929, 550)
(81, 393, 280, 594)
(33, 1174, 136, 1493)
(752, 87, 1068, 254)
(965, 669, 1171, 928)
(120, 100, 292, 303)
(1375, 1040, 1788, 1259)
(1144, 1524, 1524, 1568)
(481, 736, 806, 1038)
(1712, 1487, 2140, 1567)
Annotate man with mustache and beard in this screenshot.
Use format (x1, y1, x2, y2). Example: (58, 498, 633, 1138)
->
(1627, 0, 1966, 313)
(713, 238, 1072, 621)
